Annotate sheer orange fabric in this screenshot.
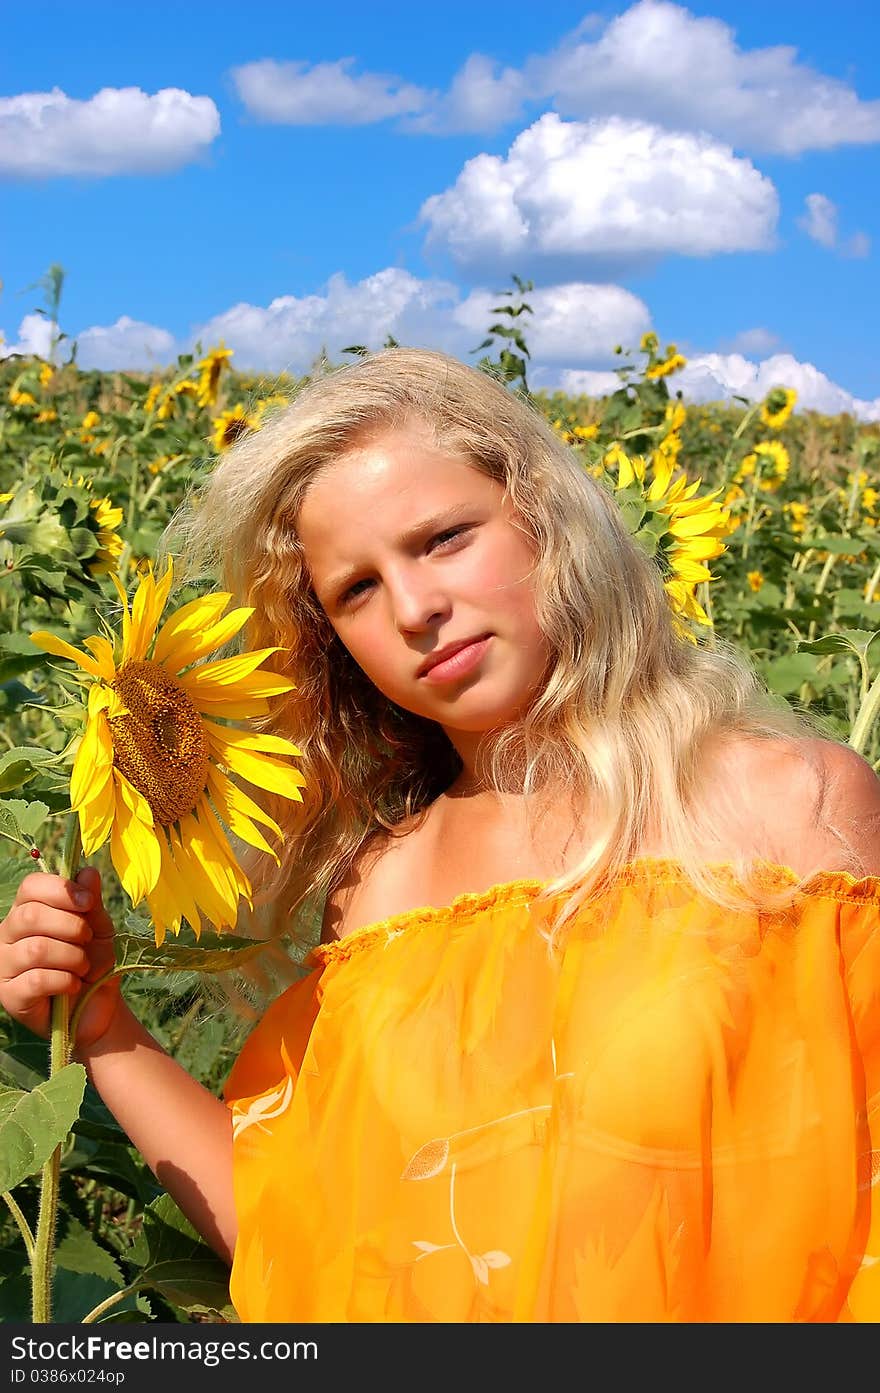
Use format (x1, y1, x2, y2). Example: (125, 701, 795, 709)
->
(224, 858, 880, 1322)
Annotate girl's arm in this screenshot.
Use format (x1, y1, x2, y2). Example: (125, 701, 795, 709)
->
(75, 1006, 237, 1266)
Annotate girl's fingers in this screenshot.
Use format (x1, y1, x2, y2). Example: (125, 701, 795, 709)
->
(3, 903, 92, 946)
(7, 934, 92, 978)
(75, 867, 115, 941)
(2, 969, 83, 1013)
(14, 871, 96, 916)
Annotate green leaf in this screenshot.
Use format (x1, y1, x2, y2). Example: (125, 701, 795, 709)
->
(797, 629, 880, 660)
(115, 928, 268, 976)
(55, 1216, 125, 1287)
(0, 1063, 87, 1191)
(0, 797, 51, 845)
(799, 534, 864, 555)
(0, 634, 51, 684)
(126, 1193, 234, 1316)
(760, 652, 821, 696)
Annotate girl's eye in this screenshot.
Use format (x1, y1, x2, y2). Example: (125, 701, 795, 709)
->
(339, 526, 469, 605)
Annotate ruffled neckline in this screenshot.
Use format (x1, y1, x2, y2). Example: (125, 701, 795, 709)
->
(309, 854, 880, 967)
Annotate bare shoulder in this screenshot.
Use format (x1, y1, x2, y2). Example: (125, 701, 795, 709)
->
(319, 813, 427, 945)
(732, 734, 880, 878)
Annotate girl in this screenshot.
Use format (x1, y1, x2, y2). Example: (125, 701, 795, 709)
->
(2, 348, 879, 1322)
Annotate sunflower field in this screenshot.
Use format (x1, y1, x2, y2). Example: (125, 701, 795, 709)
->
(1, 282, 879, 1324)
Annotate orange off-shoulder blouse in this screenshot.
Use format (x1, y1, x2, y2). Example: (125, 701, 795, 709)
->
(224, 857, 880, 1323)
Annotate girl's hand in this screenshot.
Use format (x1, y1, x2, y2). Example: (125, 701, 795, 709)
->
(0, 865, 122, 1049)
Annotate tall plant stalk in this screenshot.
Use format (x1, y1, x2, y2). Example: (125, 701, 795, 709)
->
(31, 815, 82, 1323)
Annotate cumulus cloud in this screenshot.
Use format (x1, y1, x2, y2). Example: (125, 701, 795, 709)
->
(419, 113, 777, 275)
(526, 0, 880, 155)
(798, 193, 838, 248)
(0, 87, 220, 178)
(797, 193, 870, 258)
(234, 2, 880, 152)
(547, 352, 880, 422)
(0, 313, 54, 359)
(718, 328, 781, 356)
(403, 54, 527, 134)
(74, 317, 178, 371)
(191, 271, 650, 374)
(672, 352, 880, 419)
(231, 58, 428, 124)
(10, 271, 648, 379)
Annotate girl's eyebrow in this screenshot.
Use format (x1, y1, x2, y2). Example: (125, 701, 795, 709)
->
(322, 502, 474, 598)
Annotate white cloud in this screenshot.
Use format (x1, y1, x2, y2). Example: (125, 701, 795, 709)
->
(231, 58, 428, 124)
(236, 2, 880, 152)
(0, 87, 220, 178)
(20, 271, 647, 378)
(718, 328, 781, 357)
(403, 54, 527, 134)
(455, 283, 650, 363)
(192, 271, 649, 373)
(419, 113, 777, 273)
(0, 313, 54, 359)
(797, 192, 871, 259)
(74, 317, 177, 371)
(542, 367, 621, 397)
(546, 351, 880, 421)
(526, 0, 880, 155)
(798, 193, 838, 248)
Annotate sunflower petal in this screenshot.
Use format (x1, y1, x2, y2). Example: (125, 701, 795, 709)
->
(108, 571, 132, 657)
(214, 744, 307, 800)
(30, 632, 103, 678)
(176, 809, 240, 930)
(152, 592, 234, 667)
(206, 768, 281, 865)
(178, 648, 287, 696)
(189, 697, 272, 720)
(81, 636, 117, 680)
(70, 712, 113, 811)
(202, 718, 303, 759)
(159, 607, 256, 674)
(78, 773, 117, 857)
(129, 558, 174, 662)
(109, 772, 160, 906)
(206, 765, 283, 838)
(200, 798, 253, 905)
(146, 827, 199, 945)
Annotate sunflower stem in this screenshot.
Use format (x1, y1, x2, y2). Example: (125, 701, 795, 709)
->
(31, 815, 81, 1324)
(850, 666, 880, 757)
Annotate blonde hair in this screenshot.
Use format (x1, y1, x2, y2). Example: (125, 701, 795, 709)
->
(165, 346, 848, 976)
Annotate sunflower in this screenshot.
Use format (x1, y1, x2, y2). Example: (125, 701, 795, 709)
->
(212, 403, 260, 452)
(31, 558, 306, 945)
(604, 444, 733, 642)
(88, 497, 124, 576)
(759, 387, 796, 431)
(197, 344, 234, 408)
(645, 351, 687, 381)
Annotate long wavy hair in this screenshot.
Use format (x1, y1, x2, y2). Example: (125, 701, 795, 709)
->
(164, 346, 849, 986)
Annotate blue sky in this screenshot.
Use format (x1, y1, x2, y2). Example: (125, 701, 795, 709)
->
(2, 0, 878, 417)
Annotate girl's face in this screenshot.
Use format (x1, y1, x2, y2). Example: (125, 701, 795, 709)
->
(296, 420, 552, 742)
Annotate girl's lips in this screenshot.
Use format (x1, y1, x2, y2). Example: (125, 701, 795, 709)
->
(419, 635, 492, 684)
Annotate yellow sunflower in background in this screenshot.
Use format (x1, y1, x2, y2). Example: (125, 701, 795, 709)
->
(31, 558, 306, 945)
(604, 443, 733, 642)
(88, 497, 124, 576)
(759, 386, 796, 431)
(197, 344, 234, 408)
(212, 403, 261, 452)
